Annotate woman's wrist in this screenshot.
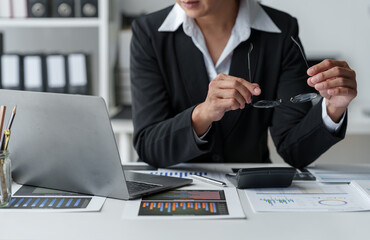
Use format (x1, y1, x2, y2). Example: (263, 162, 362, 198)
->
(326, 101, 347, 123)
(192, 103, 213, 136)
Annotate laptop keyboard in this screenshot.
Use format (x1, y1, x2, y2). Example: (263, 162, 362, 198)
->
(126, 181, 162, 193)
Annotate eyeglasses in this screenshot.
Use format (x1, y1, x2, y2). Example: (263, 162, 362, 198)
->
(248, 36, 318, 109)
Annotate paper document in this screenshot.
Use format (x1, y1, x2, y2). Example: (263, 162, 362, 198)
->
(351, 180, 370, 201)
(135, 168, 228, 182)
(122, 187, 245, 220)
(309, 164, 370, 182)
(245, 182, 370, 212)
(0, 184, 106, 212)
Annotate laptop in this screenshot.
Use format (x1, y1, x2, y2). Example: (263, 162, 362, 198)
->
(0, 89, 192, 200)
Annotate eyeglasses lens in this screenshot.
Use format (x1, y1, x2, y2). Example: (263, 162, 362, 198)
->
(252, 100, 282, 108)
(290, 93, 318, 104)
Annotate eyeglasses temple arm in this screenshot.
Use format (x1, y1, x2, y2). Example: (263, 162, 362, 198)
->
(248, 43, 254, 83)
(290, 36, 310, 69)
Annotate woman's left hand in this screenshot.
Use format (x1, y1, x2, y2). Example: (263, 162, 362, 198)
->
(307, 59, 357, 122)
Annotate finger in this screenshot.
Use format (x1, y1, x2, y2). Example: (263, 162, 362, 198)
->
(314, 77, 357, 92)
(216, 89, 249, 108)
(216, 78, 254, 103)
(308, 76, 336, 87)
(309, 66, 356, 84)
(318, 90, 331, 99)
(326, 87, 357, 97)
(236, 78, 261, 96)
(219, 74, 261, 96)
(218, 98, 242, 112)
(307, 59, 350, 76)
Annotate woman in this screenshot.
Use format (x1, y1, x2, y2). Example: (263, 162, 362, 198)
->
(130, 0, 357, 168)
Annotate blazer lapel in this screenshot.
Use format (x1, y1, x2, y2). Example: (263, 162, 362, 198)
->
(174, 31, 209, 106)
(220, 37, 260, 138)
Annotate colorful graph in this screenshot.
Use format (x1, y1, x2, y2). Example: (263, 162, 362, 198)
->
(261, 197, 295, 207)
(318, 199, 348, 206)
(6, 197, 91, 209)
(139, 201, 228, 216)
(139, 190, 229, 216)
(143, 190, 224, 201)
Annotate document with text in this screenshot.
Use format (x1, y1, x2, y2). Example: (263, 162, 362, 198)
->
(245, 181, 370, 212)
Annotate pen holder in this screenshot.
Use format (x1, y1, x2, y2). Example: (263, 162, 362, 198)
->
(0, 151, 11, 207)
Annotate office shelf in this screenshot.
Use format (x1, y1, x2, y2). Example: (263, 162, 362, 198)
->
(0, 18, 100, 28)
(0, 0, 119, 107)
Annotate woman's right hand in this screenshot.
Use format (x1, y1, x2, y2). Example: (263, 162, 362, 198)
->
(192, 73, 261, 136)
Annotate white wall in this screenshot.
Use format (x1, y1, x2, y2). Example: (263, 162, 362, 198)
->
(121, 0, 174, 14)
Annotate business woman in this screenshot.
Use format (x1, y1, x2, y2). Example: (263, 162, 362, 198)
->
(130, 0, 357, 168)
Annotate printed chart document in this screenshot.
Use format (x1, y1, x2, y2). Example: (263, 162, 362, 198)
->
(245, 182, 370, 212)
(135, 168, 228, 183)
(122, 187, 245, 220)
(0, 184, 106, 213)
(309, 164, 370, 182)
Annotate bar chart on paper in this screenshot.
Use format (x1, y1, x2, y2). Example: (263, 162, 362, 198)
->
(261, 197, 295, 207)
(147, 170, 208, 178)
(7, 197, 91, 209)
(138, 190, 229, 216)
(137, 169, 228, 183)
(0, 185, 105, 212)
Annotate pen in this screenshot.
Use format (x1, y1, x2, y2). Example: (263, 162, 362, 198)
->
(1, 106, 16, 151)
(191, 174, 227, 187)
(6, 105, 16, 130)
(0, 106, 6, 149)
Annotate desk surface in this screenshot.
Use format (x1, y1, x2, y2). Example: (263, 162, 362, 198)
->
(1, 163, 370, 240)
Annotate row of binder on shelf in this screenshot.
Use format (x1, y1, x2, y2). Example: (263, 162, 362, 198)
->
(0, 0, 98, 18)
(0, 53, 90, 95)
(0, 33, 3, 55)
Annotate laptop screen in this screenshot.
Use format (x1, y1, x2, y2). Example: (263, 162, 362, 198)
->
(0, 90, 129, 198)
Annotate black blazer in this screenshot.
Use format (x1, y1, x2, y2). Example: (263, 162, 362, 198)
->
(130, 5, 346, 168)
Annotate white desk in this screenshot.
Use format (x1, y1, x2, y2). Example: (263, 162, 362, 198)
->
(1, 163, 370, 240)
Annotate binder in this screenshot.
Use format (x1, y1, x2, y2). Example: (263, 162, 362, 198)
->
(0, 54, 23, 90)
(74, 0, 81, 17)
(0, 0, 12, 18)
(12, 0, 28, 18)
(52, 0, 75, 18)
(67, 53, 89, 94)
(23, 55, 45, 92)
(80, 0, 98, 18)
(28, 0, 50, 18)
(0, 33, 3, 55)
(46, 54, 67, 93)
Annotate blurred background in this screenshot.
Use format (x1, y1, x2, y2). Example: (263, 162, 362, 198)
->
(0, 0, 369, 164)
